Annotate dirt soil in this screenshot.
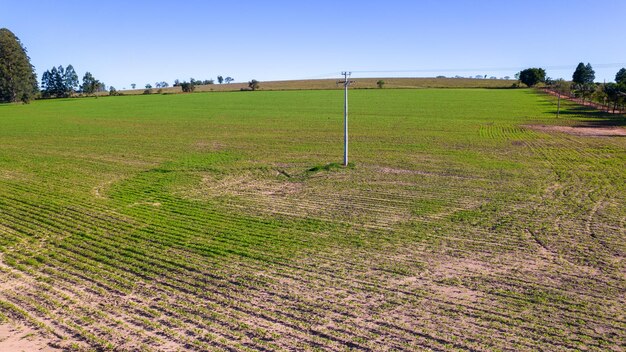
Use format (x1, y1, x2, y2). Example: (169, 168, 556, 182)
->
(523, 124, 626, 137)
(0, 323, 59, 351)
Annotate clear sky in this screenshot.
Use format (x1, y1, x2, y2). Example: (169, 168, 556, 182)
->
(1, 0, 624, 89)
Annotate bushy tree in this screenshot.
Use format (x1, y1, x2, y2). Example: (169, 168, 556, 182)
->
(571, 63, 596, 104)
(180, 81, 195, 92)
(0, 28, 38, 103)
(518, 68, 546, 87)
(224, 76, 234, 84)
(376, 80, 385, 88)
(572, 62, 595, 84)
(82, 72, 102, 95)
(616, 68, 626, 84)
(217, 75, 224, 84)
(248, 79, 259, 91)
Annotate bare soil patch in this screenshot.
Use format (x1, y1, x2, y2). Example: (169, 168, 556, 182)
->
(0, 323, 59, 351)
(524, 124, 626, 137)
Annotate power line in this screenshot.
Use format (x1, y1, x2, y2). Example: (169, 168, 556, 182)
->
(351, 63, 626, 75)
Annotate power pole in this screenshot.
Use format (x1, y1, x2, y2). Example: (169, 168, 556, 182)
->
(338, 72, 354, 166)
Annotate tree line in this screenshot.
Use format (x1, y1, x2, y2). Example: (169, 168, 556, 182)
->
(40, 65, 105, 98)
(0, 28, 241, 102)
(1, 27, 624, 107)
(517, 63, 626, 112)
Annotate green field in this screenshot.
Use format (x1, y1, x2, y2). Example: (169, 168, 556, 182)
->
(0, 89, 624, 351)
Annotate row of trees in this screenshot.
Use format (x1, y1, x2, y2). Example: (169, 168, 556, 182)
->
(548, 65, 626, 113)
(40, 65, 105, 97)
(516, 63, 626, 112)
(137, 76, 235, 91)
(217, 76, 234, 84)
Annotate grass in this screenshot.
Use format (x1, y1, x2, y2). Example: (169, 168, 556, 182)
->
(0, 88, 624, 351)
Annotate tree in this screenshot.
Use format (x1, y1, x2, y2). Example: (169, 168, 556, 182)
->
(0, 28, 38, 103)
(224, 76, 234, 84)
(180, 81, 195, 92)
(131, 83, 136, 89)
(145, 83, 152, 89)
(64, 65, 79, 95)
(248, 79, 259, 91)
(41, 66, 61, 97)
(572, 63, 595, 104)
(572, 62, 595, 84)
(616, 68, 626, 84)
(82, 72, 102, 95)
(376, 80, 385, 88)
(41, 64, 79, 98)
(518, 67, 546, 87)
(217, 75, 224, 84)
(603, 82, 626, 113)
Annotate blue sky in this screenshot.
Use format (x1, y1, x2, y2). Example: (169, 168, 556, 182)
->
(2, 0, 625, 89)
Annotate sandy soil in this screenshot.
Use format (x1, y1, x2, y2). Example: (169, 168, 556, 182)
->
(0, 323, 59, 351)
(523, 124, 626, 137)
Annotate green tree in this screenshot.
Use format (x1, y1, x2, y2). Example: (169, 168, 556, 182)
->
(572, 63, 596, 104)
(81, 72, 102, 95)
(180, 81, 195, 93)
(41, 64, 78, 98)
(518, 67, 546, 87)
(64, 65, 79, 95)
(376, 80, 385, 88)
(248, 79, 259, 91)
(572, 62, 595, 84)
(615, 68, 626, 84)
(217, 75, 224, 84)
(603, 83, 624, 113)
(0, 28, 38, 103)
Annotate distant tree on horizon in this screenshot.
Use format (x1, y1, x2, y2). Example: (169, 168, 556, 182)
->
(145, 83, 152, 89)
(131, 83, 136, 89)
(180, 81, 195, 92)
(248, 79, 259, 91)
(82, 72, 102, 95)
(225, 77, 234, 84)
(615, 68, 626, 84)
(41, 64, 81, 98)
(376, 80, 385, 88)
(572, 62, 595, 84)
(518, 67, 546, 87)
(0, 28, 38, 103)
(217, 75, 224, 84)
(572, 63, 596, 104)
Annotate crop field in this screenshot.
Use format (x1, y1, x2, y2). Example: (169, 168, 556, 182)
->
(0, 89, 624, 351)
(121, 77, 516, 95)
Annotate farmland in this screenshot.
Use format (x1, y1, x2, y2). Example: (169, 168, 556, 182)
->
(0, 88, 624, 351)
